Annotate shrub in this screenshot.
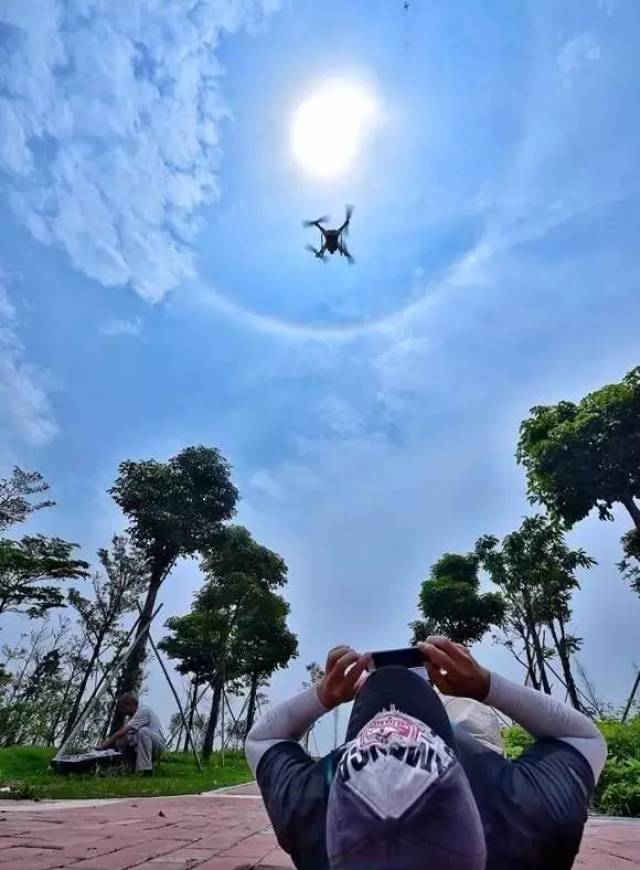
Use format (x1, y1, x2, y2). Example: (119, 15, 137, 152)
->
(503, 716, 640, 817)
(502, 724, 533, 759)
(598, 716, 640, 762)
(595, 759, 640, 816)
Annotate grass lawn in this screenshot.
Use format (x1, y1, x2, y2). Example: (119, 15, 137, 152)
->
(0, 746, 253, 800)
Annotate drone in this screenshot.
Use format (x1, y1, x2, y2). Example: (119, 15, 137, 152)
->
(303, 205, 354, 264)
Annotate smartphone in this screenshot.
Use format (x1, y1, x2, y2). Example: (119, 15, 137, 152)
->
(370, 647, 425, 670)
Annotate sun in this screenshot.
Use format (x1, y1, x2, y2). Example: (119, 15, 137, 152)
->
(292, 79, 377, 178)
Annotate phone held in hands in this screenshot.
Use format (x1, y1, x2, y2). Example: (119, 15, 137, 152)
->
(370, 647, 426, 670)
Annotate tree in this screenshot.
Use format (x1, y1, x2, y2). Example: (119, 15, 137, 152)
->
(168, 707, 208, 750)
(0, 467, 53, 530)
(413, 553, 505, 645)
(160, 607, 224, 754)
(162, 593, 245, 760)
(0, 536, 89, 621)
(63, 534, 148, 740)
(619, 529, 640, 597)
(302, 662, 324, 752)
(197, 526, 288, 759)
(109, 445, 238, 719)
(161, 525, 289, 760)
(0, 467, 89, 624)
(227, 718, 247, 750)
(476, 515, 595, 707)
(0, 615, 77, 747)
(233, 589, 298, 733)
(517, 366, 640, 592)
(408, 618, 438, 645)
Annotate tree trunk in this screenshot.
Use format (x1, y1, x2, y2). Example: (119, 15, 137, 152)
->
(63, 639, 105, 742)
(246, 672, 260, 736)
(48, 652, 85, 745)
(520, 592, 551, 694)
(175, 721, 184, 751)
(202, 672, 224, 760)
(528, 622, 552, 694)
(183, 679, 200, 752)
(548, 620, 581, 710)
(521, 629, 540, 690)
(574, 660, 604, 717)
(8, 628, 45, 703)
(110, 565, 167, 731)
(621, 494, 640, 534)
(511, 618, 540, 689)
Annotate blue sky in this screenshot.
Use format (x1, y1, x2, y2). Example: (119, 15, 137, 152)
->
(1, 0, 640, 744)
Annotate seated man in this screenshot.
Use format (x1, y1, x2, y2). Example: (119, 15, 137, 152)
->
(100, 691, 165, 774)
(245, 638, 606, 869)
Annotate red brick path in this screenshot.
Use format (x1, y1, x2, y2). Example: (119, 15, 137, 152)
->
(0, 783, 637, 868)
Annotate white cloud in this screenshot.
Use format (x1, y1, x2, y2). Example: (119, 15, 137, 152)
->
(0, 0, 277, 302)
(0, 274, 58, 446)
(557, 33, 601, 81)
(375, 336, 431, 408)
(319, 396, 365, 439)
(98, 316, 143, 337)
(597, 0, 616, 17)
(249, 468, 284, 501)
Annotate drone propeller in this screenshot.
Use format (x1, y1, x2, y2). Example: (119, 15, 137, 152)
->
(339, 241, 355, 264)
(305, 244, 326, 260)
(303, 215, 330, 228)
(342, 204, 355, 235)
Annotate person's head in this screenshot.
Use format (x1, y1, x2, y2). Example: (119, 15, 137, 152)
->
(117, 691, 139, 716)
(326, 666, 486, 869)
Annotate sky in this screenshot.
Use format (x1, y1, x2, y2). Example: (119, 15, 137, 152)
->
(1, 0, 640, 749)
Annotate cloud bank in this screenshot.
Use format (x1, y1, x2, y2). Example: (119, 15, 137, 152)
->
(0, 0, 277, 302)
(0, 273, 57, 446)
(98, 316, 143, 337)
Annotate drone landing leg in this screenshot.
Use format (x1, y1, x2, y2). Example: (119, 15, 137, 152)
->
(339, 242, 354, 264)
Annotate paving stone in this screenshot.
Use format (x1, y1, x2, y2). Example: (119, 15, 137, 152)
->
(0, 858, 69, 870)
(0, 846, 58, 862)
(149, 847, 217, 864)
(196, 861, 254, 870)
(257, 848, 296, 868)
(0, 787, 636, 868)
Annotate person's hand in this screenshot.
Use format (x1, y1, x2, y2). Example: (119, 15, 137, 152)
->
(317, 645, 369, 710)
(417, 636, 491, 702)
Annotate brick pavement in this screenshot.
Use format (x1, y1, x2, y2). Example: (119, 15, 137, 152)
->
(0, 783, 637, 868)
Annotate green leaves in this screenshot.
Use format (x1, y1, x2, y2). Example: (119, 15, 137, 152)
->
(107, 446, 239, 696)
(0, 468, 54, 532)
(160, 525, 297, 688)
(476, 515, 593, 702)
(476, 515, 594, 626)
(160, 610, 224, 681)
(0, 536, 89, 620)
(233, 588, 298, 681)
(415, 551, 505, 645)
(0, 468, 89, 623)
(517, 366, 640, 528)
(201, 525, 287, 592)
(109, 446, 238, 557)
(517, 365, 640, 599)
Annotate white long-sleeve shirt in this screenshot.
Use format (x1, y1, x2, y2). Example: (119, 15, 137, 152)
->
(245, 672, 607, 780)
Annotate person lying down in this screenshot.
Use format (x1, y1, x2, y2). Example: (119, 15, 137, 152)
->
(245, 637, 606, 870)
